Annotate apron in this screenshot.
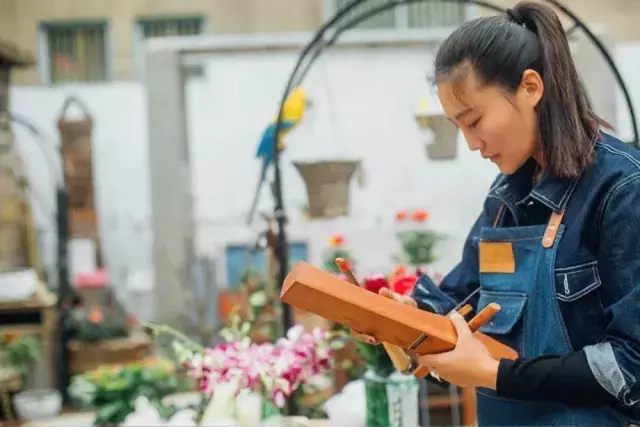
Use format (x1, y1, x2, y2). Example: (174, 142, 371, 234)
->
(475, 204, 627, 427)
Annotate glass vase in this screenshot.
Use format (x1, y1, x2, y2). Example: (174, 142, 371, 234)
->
(364, 369, 419, 427)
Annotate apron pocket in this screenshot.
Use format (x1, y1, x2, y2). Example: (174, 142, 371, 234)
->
(555, 261, 601, 302)
(477, 290, 527, 353)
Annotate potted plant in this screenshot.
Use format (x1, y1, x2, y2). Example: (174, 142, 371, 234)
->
(0, 334, 41, 420)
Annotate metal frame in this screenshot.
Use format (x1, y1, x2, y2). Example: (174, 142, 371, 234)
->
(269, 0, 639, 339)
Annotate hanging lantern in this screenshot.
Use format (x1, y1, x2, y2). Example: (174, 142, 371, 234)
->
(294, 160, 358, 219)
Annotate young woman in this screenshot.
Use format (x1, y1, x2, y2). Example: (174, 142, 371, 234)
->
(356, 2, 640, 425)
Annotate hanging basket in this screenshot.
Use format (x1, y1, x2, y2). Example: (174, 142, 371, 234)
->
(57, 96, 95, 211)
(293, 160, 358, 219)
(424, 115, 458, 160)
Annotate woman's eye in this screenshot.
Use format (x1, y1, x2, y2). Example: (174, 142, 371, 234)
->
(469, 118, 481, 129)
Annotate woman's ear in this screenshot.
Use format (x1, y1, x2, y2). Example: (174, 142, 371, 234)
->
(520, 69, 544, 108)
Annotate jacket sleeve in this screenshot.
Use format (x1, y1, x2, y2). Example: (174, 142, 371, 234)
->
(584, 174, 640, 409)
(410, 207, 491, 315)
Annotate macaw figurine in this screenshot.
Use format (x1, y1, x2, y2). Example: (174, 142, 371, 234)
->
(247, 86, 309, 224)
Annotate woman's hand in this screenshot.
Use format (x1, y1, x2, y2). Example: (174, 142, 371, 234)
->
(351, 288, 418, 345)
(418, 311, 500, 389)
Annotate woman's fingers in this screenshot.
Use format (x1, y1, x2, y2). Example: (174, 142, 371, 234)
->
(351, 329, 380, 345)
(379, 287, 417, 307)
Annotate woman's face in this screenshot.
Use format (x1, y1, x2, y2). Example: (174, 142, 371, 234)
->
(437, 67, 544, 174)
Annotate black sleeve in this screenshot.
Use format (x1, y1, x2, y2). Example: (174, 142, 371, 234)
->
(496, 350, 616, 407)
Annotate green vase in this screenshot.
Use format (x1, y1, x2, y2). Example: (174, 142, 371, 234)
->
(261, 398, 285, 427)
(364, 369, 419, 427)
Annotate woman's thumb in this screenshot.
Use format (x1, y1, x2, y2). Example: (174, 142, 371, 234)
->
(449, 311, 472, 339)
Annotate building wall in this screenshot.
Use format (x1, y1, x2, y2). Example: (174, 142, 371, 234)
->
(0, 0, 324, 85)
(0, 0, 638, 85)
(486, 0, 640, 42)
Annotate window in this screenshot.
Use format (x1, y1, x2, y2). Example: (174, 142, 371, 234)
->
(138, 16, 203, 39)
(329, 0, 466, 30)
(134, 16, 204, 79)
(42, 22, 108, 84)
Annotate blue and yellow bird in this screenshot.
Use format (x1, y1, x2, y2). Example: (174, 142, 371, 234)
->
(247, 86, 309, 224)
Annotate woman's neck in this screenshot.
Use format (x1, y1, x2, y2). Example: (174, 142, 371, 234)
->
(532, 144, 545, 185)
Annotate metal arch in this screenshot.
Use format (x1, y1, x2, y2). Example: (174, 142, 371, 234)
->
(270, 0, 639, 337)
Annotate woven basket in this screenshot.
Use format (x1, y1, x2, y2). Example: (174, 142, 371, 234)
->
(294, 160, 358, 219)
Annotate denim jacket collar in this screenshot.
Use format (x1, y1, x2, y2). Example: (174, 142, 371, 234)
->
(489, 158, 577, 213)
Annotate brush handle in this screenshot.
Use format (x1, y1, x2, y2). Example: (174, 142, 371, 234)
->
(468, 303, 501, 332)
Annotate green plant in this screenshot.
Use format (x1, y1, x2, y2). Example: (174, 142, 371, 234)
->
(65, 305, 129, 342)
(1, 335, 41, 377)
(322, 235, 354, 274)
(396, 229, 441, 265)
(68, 359, 187, 427)
(0, 334, 41, 420)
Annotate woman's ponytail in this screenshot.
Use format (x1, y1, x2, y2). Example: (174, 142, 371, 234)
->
(512, 2, 609, 178)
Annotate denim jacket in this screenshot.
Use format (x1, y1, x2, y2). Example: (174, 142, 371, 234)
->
(411, 132, 640, 418)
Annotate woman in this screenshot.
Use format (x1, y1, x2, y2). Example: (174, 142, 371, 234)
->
(356, 2, 640, 426)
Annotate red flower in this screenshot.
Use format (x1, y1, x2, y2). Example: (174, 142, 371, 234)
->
(390, 273, 418, 296)
(395, 210, 408, 222)
(328, 234, 345, 247)
(412, 209, 429, 223)
(88, 309, 104, 324)
(362, 275, 389, 294)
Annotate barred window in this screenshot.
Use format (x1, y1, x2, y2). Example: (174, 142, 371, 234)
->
(332, 0, 466, 29)
(138, 17, 203, 39)
(44, 22, 108, 84)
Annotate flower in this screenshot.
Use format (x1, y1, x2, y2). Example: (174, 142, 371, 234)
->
(362, 275, 389, 294)
(390, 273, 418, 296)
(395, 210, 408, 222)
(184, 326, 334, 409)
(412, 209, 429, 223)
(88, 309, 104, 324)
(328, 234, 345, 247)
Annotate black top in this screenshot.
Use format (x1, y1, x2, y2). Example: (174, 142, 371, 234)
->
(497, 351, 615, 406)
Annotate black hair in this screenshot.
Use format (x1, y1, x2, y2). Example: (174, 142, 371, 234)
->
(434, 1, 609, 179)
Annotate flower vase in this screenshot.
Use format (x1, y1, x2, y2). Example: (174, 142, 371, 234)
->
(235, 390, 263, 427)
(364, 369, 419, 427)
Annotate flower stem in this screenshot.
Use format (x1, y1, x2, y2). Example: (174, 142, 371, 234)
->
(143, 322, 204, 353)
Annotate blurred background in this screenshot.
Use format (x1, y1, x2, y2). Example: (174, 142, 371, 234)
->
(0, 0, 637, 426)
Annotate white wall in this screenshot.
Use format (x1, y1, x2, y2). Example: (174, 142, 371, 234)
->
(9, 83, 152, 317)
(185, 45, 498, 282)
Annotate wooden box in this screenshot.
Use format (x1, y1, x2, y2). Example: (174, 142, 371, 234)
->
(281, 262, 517, 359)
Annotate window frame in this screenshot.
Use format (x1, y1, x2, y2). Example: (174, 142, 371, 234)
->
(133, 15, 206, 81)
(38, 19, 112, 85)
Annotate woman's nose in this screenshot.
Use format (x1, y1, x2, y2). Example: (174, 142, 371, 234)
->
(463, 131, 483, 152)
